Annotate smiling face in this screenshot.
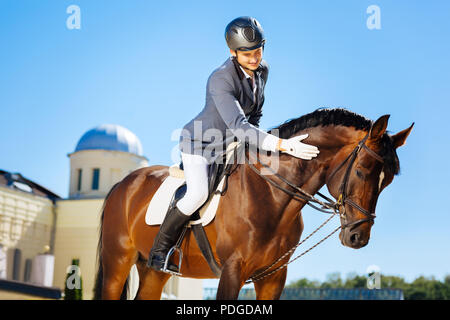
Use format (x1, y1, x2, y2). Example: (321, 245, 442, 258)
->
(230, 47, 263, 72)
(326, 115, 414, 249)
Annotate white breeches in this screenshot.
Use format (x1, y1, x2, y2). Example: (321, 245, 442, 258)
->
(176, 152, 210, 216)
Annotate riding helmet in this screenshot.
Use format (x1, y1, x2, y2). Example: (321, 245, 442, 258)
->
(225, 16, 265, 51)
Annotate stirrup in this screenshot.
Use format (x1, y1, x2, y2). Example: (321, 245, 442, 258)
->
(161, 224, 187, 276)
(162, 246, 183, 276)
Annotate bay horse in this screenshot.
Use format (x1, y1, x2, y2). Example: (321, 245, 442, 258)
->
(93, 108, 413, 300)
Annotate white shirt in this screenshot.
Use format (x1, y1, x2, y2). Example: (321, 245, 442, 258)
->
(238, 65, 278, 153)
(229, 57, 257, 96)
(239, 65, 257, 98)
(229, 58, 278, 153)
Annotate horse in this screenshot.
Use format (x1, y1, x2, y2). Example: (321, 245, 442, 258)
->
(93, 108, 413, 300)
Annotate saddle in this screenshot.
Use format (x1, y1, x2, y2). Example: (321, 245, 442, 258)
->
(163, 142, 242, 277)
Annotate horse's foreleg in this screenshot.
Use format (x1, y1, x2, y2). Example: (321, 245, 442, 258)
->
(253, 268, 287, 300)
(216, 256, 246, 300)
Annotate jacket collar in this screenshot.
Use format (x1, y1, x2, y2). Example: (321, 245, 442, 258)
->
(230, 57, 261, 103)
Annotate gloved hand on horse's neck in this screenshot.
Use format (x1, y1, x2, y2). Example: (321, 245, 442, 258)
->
(278, 134, 320, 160)
(261, 133, 320, 160)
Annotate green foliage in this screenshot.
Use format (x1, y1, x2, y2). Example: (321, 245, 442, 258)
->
(287, 272, 450, 300)
(288, 278, 321, 289)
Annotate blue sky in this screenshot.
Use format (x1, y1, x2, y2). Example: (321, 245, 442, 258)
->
(1, 0, 449, 289)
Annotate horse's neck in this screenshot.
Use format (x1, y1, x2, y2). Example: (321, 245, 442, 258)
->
(236, 126, 366, 221)
(271, 126, 367, 209)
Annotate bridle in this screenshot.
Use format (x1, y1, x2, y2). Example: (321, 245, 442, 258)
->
(245, 128, 385, 230)
(327, 131, 384, 229)
(241, 128, 386, 283)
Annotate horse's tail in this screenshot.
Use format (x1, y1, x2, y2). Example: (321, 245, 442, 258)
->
(93, 182, 125, 300)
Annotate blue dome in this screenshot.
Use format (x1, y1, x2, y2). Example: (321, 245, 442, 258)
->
(75, 124, 144, 156)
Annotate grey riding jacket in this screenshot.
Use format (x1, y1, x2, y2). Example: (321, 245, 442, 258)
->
(179, 57, 271, 164)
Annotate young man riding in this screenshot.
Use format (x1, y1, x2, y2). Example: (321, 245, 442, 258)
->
(147, 16, 320, 273)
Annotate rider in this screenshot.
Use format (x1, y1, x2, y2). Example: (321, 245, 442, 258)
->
(147, 16, 320, 273)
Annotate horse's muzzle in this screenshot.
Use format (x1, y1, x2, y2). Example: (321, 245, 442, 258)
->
(339, 228, 369, 249)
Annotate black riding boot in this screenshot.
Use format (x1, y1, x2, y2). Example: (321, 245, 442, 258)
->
(147, 204, 191, 273)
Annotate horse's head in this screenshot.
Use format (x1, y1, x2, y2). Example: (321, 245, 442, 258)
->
(325, 115, 414, 249)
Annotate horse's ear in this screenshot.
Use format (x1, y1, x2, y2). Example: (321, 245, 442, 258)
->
(391, 122, 414, 148)
(369, 114, 390, 140)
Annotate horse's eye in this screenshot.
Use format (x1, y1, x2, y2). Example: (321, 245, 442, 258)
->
(356, 169, 365, 179)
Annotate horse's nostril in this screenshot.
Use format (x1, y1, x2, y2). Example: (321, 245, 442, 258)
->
(350, 233, 359, 244)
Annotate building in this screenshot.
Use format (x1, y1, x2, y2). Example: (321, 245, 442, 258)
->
(0, 124, 203, 299)
(0, 170, 60, 300)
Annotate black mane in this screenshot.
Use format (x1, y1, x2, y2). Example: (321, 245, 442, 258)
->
(267, 108, 400, 175)
(268, 108, 373, 138)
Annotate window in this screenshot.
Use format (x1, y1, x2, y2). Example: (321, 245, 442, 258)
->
(77, 169, 82, 191)
(92, 168, 100, 190)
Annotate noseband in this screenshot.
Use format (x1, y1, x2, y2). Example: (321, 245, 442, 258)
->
(326, 131, 384, 229)
(245, 128, 385, 231)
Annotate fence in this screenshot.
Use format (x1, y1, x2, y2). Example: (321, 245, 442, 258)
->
(203, 287, 404, 300)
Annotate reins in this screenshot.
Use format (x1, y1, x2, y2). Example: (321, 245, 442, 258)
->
(245, 151, 339, 215)
(242, 129, 385, 283)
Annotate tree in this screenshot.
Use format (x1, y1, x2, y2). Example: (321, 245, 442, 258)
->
(287, 278, 320, 288)
(343, 275, 367, 289)
(321, 272, 342, 288)
(287, 272, 450, 300)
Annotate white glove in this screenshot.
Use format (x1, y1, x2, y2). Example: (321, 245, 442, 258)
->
(278, 134, 320, 160)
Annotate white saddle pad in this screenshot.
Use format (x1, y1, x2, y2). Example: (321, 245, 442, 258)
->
(146, 141, 240, 227)
(145, 166, 226, 227)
